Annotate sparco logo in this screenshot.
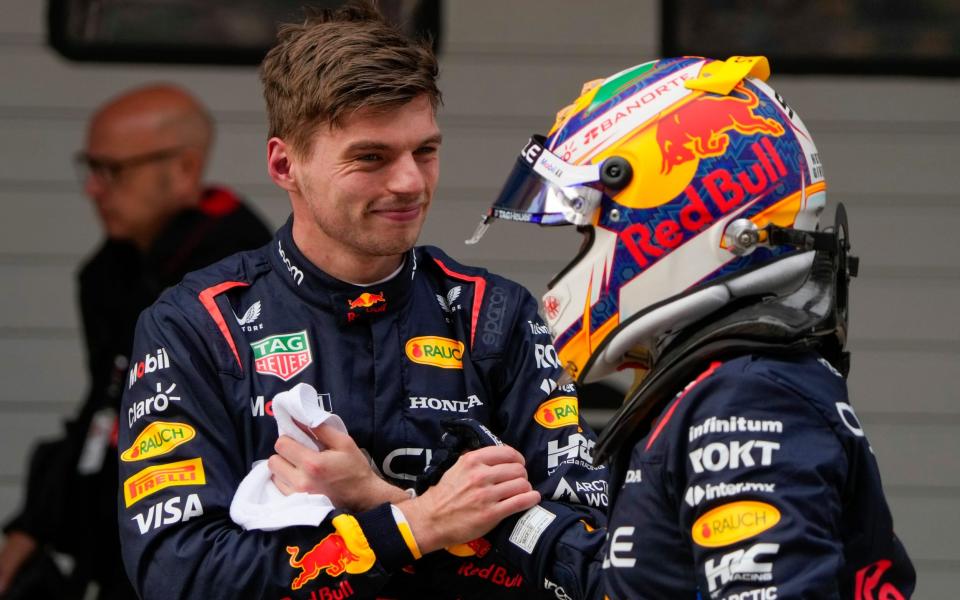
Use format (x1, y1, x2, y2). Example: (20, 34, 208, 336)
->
(128, 348, 171, 388)
(278, 241, 304, 285)
(480, 286, 508, 346)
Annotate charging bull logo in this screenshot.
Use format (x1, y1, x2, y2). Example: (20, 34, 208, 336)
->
(347, 292, 385, 310)
(286, 527, 374, 590)
(657, 85, 784, 174)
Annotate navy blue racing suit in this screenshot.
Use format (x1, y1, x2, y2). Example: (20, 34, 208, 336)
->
(493, 352, 915, 599)
(117, 218, 607, 599)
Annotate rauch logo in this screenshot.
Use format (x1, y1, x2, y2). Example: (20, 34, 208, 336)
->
(120, 421, 196, 462)
(534, 396, 579, 429)
(405, 336, 464, 369)
(250, 331, 313, 381)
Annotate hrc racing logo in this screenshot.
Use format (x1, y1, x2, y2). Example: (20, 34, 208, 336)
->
(128, 348, 171, 388)
(123, 457, 205, 507)
(405, 336, 464, 369)
(250, 331, 313, 381)
(120, 421, 196, 462)
(286, 515, 375, 590)
(534, 396, 579, 429)
(692, 500, 781, 548)
(705, 543, 779, 593)
(546, 433, 602, 474)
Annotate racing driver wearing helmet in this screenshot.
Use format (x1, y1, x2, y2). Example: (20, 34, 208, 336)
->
(469, 56, 916, 599)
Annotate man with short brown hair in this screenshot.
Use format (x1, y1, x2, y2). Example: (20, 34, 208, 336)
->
(117, 3, 606, 599)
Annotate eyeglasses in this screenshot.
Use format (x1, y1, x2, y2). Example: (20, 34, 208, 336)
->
(74, 146, 185, 185)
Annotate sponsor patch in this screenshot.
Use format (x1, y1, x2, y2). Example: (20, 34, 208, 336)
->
(131, 493, 204, 535)
(692, 500, 781, 548)
(250, 330, 312, 381)
(123, 457, 205, 507)
(120, 421, 196, 462)
(705, 543, 779, 592)
(405, 336, 464, 369)
(286, 514, 375, 590)
(128, 347, 171, 389)
(509, 505, 556, 554)
(534, 396, 579, 429)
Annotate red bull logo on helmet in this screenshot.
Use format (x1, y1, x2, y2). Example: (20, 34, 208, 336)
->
(620, 137, 789, 269)
(656, 85, 784, 175)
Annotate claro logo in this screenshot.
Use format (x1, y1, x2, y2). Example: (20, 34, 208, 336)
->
(405, 336, 464, 369)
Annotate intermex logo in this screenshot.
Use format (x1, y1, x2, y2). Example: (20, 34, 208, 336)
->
(250, 331, 312, 381)
(405, 336, 464, 369)
(120, 421, 196, 462)
(128, 348, 171, 388)
(123, 457, 205, 507)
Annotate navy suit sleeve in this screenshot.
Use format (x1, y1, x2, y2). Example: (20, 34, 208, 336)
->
(669, 356, 889, 599)
(118, 298, 418, 599)
(485, 290, 608, 599)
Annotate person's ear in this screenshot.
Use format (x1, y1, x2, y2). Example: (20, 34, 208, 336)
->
(267, 138, 299, 194)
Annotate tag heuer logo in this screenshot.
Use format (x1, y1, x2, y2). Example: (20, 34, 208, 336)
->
(250, 331, 312, 381)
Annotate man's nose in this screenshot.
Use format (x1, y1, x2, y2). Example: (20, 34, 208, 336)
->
(387, 153, 427, 198)
(84, 171, 104, 198)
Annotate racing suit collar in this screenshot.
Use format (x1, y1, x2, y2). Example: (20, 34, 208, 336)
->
(270, 216, 416, 323)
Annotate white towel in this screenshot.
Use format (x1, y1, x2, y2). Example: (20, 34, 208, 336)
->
(229, 383, 347, 531)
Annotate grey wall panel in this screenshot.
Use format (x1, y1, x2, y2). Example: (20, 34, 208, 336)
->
(888, 495, 959, 561)
(0, 191, 100, 258)
(851, 277, 960, 344)
(1, 0, 43, 37)
(0, 264, 78, 330)
(867, 423, 960, 488)
(0, 48, 265, 115)
(848, 349, 960, 415)
(445, 0, 658, 52)
(0, 338, 86, 404)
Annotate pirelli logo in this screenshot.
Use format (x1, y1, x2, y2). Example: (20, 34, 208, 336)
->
(123, 457, 206, 507)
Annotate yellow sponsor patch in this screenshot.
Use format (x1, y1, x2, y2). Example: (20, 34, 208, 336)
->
(692, 500, 780, 547)
(534, 396, 579, 429)
(405, 336, 464, 369)
(123, 457, 205, 507)
(120, 421, 196, 462)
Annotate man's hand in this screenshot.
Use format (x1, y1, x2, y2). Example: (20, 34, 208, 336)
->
(397, 445, 540, 555)
(0, 531, 38, 594)
(268, 423, 409, 511)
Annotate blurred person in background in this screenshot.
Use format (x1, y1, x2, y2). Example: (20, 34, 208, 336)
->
(0, 83, 272, 599)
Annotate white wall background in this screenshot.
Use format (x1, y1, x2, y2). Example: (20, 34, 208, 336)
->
(1, 1, 957, 596)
